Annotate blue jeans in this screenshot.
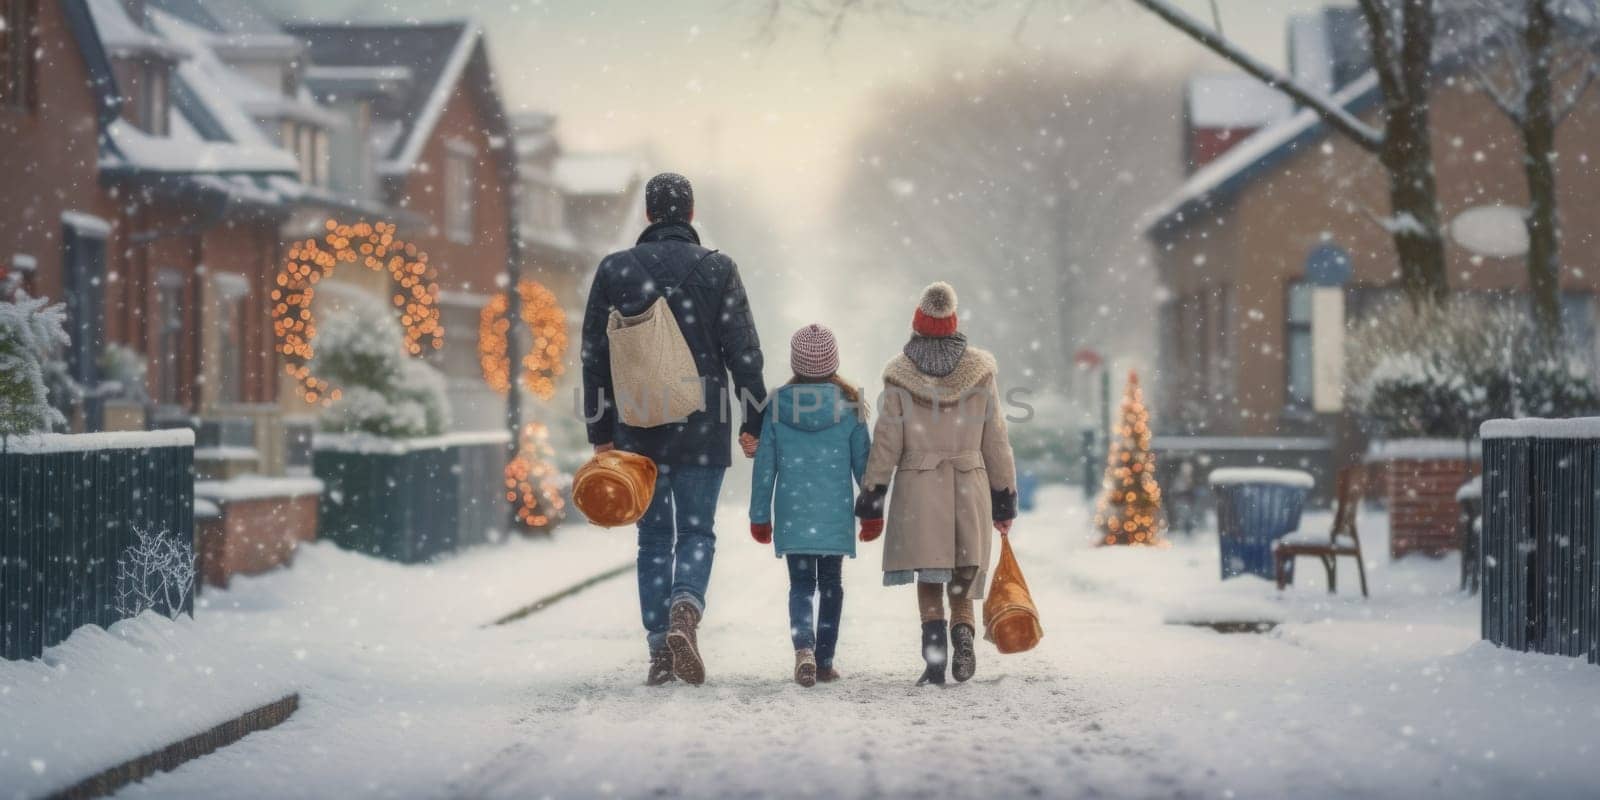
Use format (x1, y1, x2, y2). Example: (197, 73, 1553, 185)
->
(637, 464, 725, 652)
(786, 554, 844, 669)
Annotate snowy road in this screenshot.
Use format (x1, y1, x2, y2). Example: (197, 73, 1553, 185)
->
(97, 486, 1600, 799)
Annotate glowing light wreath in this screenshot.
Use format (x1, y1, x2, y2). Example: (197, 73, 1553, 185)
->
(478, 279, 568, 400)
(273, 220, 444, 406)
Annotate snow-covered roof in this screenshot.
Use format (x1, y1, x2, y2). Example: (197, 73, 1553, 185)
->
(104, 118, 299, 175)
(1186, 73, 1292, 130)
(1207, 467, 1315, 489)
(555, 153, 644, 197)
(85, 0, 189, 60)
(152, 10, 342, 134)
(289, 21, 497, 176)
(1143, 71, 1381, 237)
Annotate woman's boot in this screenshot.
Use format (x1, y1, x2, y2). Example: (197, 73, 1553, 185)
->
(950, 623, 977, 683)
(917, 620, 948, 686)
(794, 648, 818, 688)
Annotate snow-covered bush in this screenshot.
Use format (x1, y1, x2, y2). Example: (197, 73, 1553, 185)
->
(98, 343, 149, 402)
(115, 525, 196, 620)
(0, 291, 70, 436)
(1347, 297, 1600, 438)
(312, 292, 450, 438)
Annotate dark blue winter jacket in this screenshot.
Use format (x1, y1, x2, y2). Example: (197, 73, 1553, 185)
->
(749, 383, 871, 558)
(580, 221, 767, 468)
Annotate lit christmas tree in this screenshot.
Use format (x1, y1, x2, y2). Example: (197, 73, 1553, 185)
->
(505, 421, 567, 534)
(1094, 371, 1166, 547)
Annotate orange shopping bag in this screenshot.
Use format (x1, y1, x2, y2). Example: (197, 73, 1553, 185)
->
(983, 533, 1043, 654)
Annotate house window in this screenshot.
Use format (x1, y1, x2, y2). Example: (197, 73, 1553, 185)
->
(140, 63, 170, 136)
(445, 140, 476, 243)
(1286, 282, 1314, 408)
(155, 271, 185, 406)
(212, 273, 250, 405)
(0, 0, 40, 112)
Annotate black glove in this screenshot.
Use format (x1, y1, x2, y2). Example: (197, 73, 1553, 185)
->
(855, 485, 887, 519)
(991, 488, 1018, 522)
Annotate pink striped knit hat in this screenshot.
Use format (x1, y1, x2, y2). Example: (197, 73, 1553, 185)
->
(790, 324, 840, 379)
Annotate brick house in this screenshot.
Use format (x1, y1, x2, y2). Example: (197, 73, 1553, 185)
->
(1144, 6, 1600, 501)
(291, 20, 519, 432)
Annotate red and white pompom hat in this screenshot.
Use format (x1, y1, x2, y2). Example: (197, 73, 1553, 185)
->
(912, 281, 959, 338)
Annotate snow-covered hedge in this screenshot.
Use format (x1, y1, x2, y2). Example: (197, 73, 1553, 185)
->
(311, 292, 450, 439)
(1346, 297, 1600, 439)
(0, 291, 69, 436)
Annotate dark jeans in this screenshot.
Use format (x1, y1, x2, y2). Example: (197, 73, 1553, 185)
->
(786, 554, 844, 668)
(637, 464, 725, 652)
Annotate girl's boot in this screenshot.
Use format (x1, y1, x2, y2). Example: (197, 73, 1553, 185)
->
(951, 623, 977, 683)
(916, 620, 948, 686)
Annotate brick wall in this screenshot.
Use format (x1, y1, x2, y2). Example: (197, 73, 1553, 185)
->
(197, 494, 319, 588)
(1380, 457, 1480, 558)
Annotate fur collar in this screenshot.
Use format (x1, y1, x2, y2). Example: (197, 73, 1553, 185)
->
(883, 346, 998, 406)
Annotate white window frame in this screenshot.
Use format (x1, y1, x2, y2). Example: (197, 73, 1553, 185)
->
(212, 272, 250, 406)
(444, 138, 477, 244)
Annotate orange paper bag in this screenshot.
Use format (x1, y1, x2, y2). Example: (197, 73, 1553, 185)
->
(983, 534, 1043, 654)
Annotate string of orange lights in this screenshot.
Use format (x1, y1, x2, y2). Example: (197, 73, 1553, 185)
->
(272, 220, 444, 406)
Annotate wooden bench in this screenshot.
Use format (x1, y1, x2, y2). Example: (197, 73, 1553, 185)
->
(1273, 467, 1368, 598)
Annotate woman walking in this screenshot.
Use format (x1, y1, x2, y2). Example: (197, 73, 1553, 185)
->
(749, 324, 876, 686)
(857, 282, 1018, 685)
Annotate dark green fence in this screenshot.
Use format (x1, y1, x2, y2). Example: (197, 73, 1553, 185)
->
(1480, 421, 1599, 664)
(314, 432, 510, 564)
(1, 431, 196, 661)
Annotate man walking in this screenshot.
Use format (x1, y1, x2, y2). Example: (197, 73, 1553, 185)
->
(581, 173, 767, 686)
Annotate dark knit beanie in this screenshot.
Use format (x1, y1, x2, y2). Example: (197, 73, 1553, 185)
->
(645, 173, 694, 223)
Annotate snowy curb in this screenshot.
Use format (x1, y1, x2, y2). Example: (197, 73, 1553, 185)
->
(1481, 416, 1600, 440)
(46, 694, 299, 800)
(486, 561, 636, 628)
(0, 429, 194, 455)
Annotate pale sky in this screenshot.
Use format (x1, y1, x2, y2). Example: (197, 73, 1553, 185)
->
(270, 0, 1339, 232)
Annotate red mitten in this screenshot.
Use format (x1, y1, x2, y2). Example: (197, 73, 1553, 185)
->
(751, 522, 773, 545)
(858, 517, 884, 543)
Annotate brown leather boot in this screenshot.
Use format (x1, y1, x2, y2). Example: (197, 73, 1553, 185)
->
(794, 649, 818, 687)
(666, 601, 705, 685)
(817, 665, 842, 683)
(646, 648, 675, 686)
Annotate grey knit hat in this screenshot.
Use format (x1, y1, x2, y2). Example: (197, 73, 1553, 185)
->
(790, 324, 840, 379)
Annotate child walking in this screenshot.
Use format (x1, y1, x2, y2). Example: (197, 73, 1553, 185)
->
(749, 324, 878, 687)
(857, 282, 1018, 686)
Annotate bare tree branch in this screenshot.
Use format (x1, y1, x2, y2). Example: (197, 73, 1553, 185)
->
(1127, 0, 1385, 152)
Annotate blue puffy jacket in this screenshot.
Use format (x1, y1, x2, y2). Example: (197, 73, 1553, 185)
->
(749, 383, 871, 558)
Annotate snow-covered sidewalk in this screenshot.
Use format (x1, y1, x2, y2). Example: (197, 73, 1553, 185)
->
(7, 486, 1599, 799)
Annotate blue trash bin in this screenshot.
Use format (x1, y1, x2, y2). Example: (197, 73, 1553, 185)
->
(1208, 468, 1314, 581)
(1018, 471, 1039, 513)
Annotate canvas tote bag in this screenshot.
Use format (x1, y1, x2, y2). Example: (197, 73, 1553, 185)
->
(605, 252, 714, 428)
(983, 532, 1044, 654)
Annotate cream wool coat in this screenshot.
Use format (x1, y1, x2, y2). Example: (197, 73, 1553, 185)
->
(865, 347, 1018, 598)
